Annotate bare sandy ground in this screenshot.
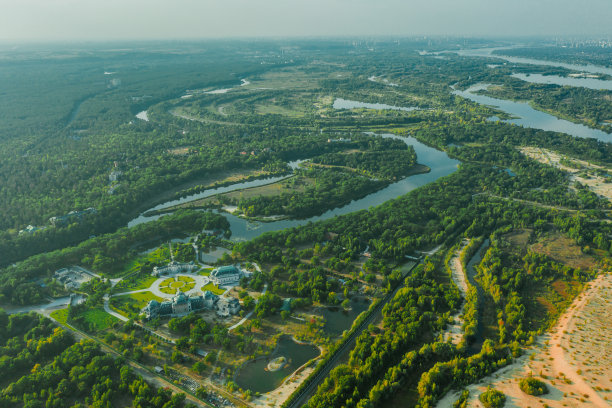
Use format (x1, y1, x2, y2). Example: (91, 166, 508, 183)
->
(443, 239, 470, 345)
(436, 273, 612, 408)
(520, 147, 612, 202)
(251, 364, 317, 408)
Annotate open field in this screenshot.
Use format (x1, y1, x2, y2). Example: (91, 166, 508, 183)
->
(166, 175, 311, 211)
(52, 306, 119, 330)
(530, 233, 598, 270)
(245, 66, 350, 90)
(110, 292, 164, 317)
(50, 308, 69, 324)
(80, 307, 120, 331)
(202, 282, 226, 295)
(520, 147, 612, 203)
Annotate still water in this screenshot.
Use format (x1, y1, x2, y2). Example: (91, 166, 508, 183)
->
(454, 47, 612, 77)
(234, 336, 320, 394)
(320, 297, 370, 336)
(453, 84, 611, 142)
(129, 133, 460, 240)
(511, 73, 612, 91)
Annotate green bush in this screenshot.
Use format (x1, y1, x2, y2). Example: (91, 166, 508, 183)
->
(453, 390, 469, 408)
(479, 387, 506, 408)
(519, 377, 548, 396)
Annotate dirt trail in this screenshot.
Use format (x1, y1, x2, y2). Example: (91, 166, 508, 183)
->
(443, 239, 470, 344)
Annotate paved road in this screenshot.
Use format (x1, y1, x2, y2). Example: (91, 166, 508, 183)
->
(103, 294, 129, 322)
(4, 296, 71, 315)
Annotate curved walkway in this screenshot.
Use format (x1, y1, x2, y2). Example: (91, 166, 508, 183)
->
(148, 273, 211, 298)
(103, 294, 129, 322)
(228, 283, 267, 332)
(112, 273, 213, 299)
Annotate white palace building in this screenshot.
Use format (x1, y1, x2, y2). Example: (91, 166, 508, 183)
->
(210, 265, 243, 286)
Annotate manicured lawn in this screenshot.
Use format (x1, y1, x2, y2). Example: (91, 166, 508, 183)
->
(160, 286, 176, 295)
(202, 282, 226, 295)
(81, 308, 120, 331)
(111, 292, 164, 317)
(159, 276, 195, 294)
(50, 308, 69, 324)
(51, 307, 118, 331)
(199, 268, 213, 276)
(115, 273, 158, 292)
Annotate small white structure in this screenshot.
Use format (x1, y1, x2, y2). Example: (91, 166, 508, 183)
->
(210, 265, 242, 286)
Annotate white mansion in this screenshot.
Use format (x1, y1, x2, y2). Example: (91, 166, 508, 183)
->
(210, 265, 243, 286)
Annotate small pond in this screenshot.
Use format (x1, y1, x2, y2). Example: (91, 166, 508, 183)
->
(234, 335, 320, 394)
(200, 247, 231, 264)
(320, 297, 371, 336)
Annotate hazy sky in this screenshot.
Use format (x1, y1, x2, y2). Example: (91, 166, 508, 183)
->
(0, 0, 610, 41)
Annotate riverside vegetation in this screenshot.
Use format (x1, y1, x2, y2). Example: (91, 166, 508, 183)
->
(0, 39, 611, 408)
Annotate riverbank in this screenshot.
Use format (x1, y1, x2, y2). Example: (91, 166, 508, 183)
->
(146, 163, 431, 223)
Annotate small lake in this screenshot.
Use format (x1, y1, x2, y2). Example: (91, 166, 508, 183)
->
(234, 336, 320, 394)
(511, 73, 612, 91)
(200, 247, 231, 264)
(320, 297, 370, 336)
(453, 84, 611, 142)
(333, 98, 418, 112)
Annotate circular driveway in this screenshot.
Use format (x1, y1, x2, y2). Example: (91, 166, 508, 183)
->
(149, 273, 211, 298)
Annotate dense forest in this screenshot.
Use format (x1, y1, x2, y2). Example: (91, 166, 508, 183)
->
(0, 312, 193, 408)
(0, 39, 611, 408)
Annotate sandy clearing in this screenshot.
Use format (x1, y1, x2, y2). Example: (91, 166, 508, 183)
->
(520, 146, 612, 202)
(436, 273, 612, 408)
(443, 239, 470, 345)
(251, 364, 317, 408)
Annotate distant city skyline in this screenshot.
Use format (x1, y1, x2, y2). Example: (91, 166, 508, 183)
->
(0, 0, 610, 42)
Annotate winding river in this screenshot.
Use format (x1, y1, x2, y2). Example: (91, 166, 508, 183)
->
(510, 73, 612, 91)
(129, 133, 461, 240)
(454, 47, 612, 77)
(453, 84, 611, 142)
(128, 160, 302, 227)
(129, 48, 612, 240)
